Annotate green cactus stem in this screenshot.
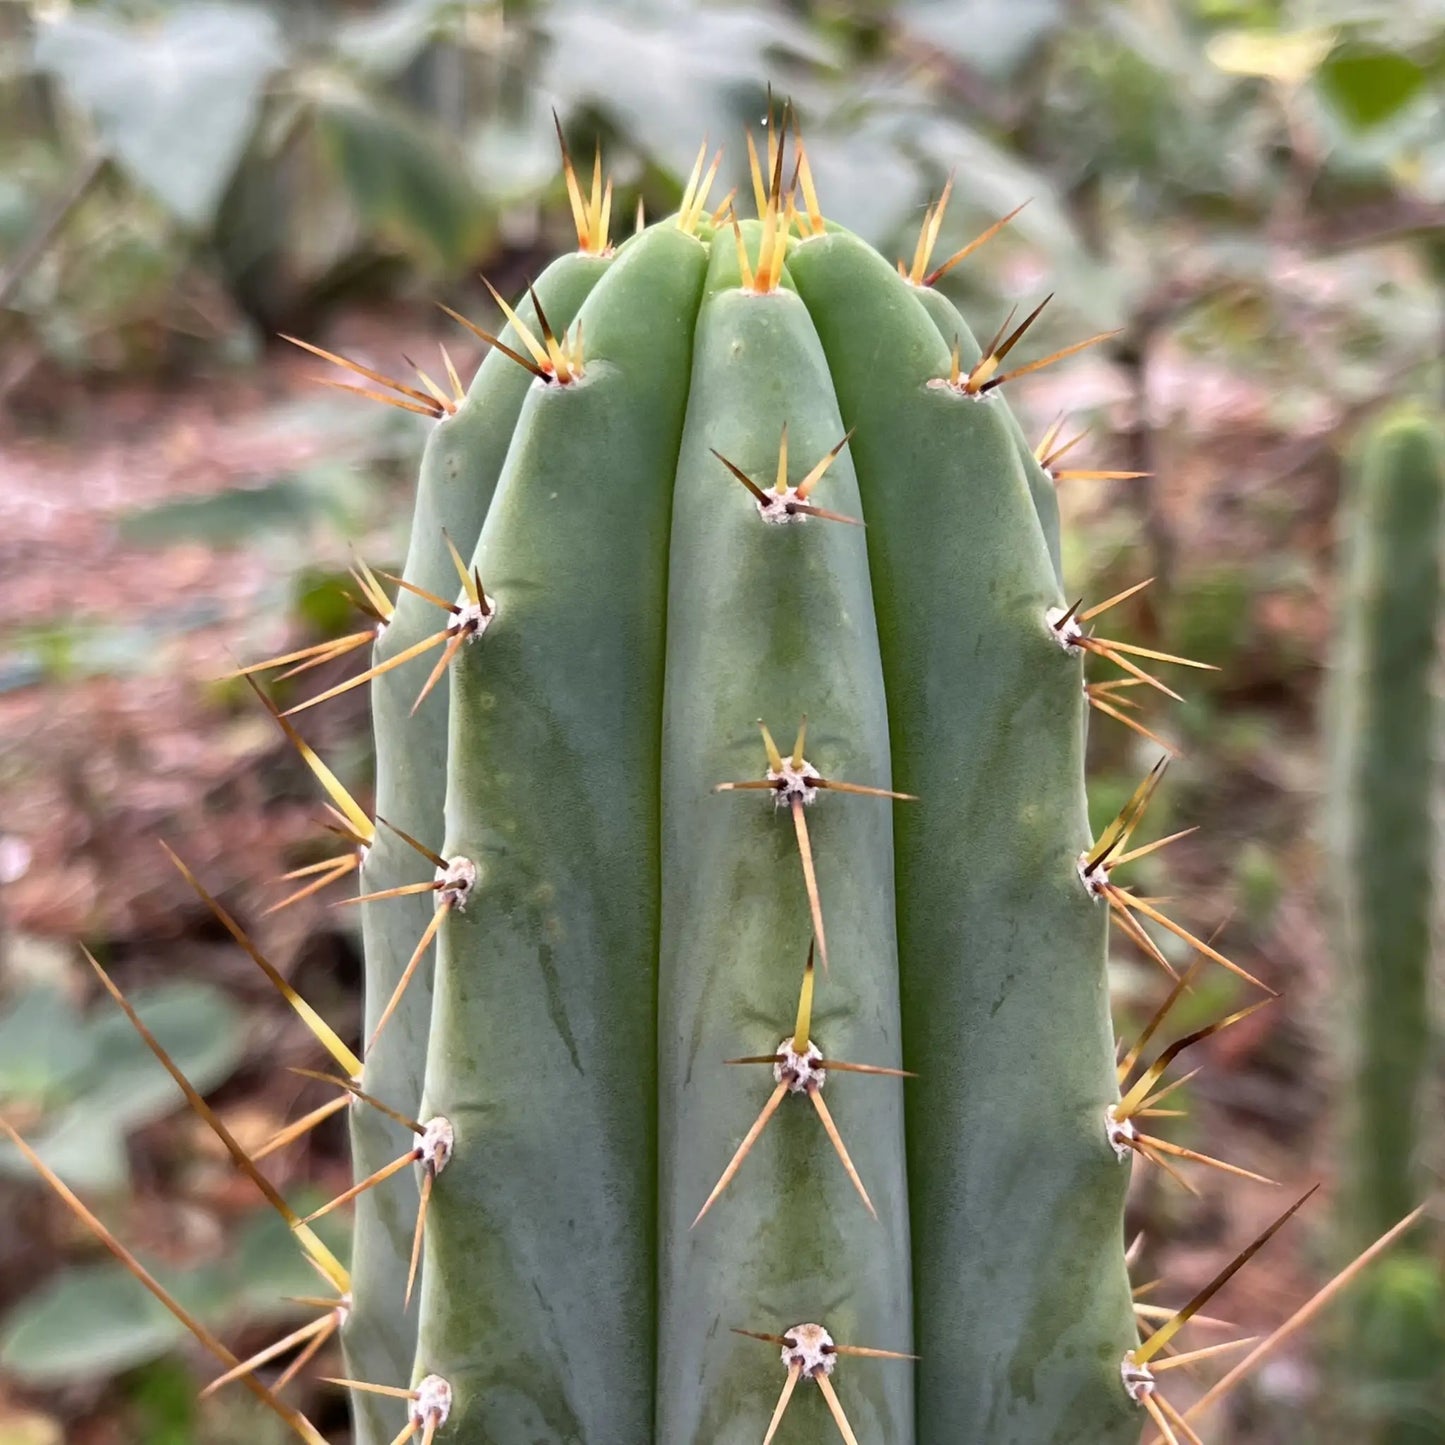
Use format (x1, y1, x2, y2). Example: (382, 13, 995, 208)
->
(1330, 408, 1445, 1443)
(343, 255, 611, 1441)
(790, 230, 1137, 1442)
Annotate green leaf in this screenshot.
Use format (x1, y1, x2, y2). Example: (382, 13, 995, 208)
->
(334, 0, 468, 77)
(538, 3, 830, 175)
(0, 987, 85, 1104)
(315, 95, 492, 273)
(0, 1263, 205, 1383)
(787, 127, 920, 244)
(0, 981, 247, 1191)
(1318, 46, 1429, 131)
(121, 1358, 198, 1445)
(0, 1108, 130, 1194)
(33, 5, 284, 228)
(75, 981, 249, 1125)
(0, 1210, 343, 1386)
(229, 1207, 350, 1315)
(467, 106, 563, 204)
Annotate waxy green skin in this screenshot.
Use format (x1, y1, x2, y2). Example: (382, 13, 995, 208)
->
(1329, 413, 1445, 1444)
(343, 216, 1136, 1443)
(657, 234, 911, 1443)
(910, 282, 1065, 585)
(791, 231, 1137, 1444)
(417, 225, 706, 1441)
(1333, 413, 1444, 1237)
(345, 256, 608, 1444)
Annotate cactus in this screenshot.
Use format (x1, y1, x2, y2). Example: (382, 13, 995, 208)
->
(1328, 409, 1445, 1441)
(2, 116, 1426, 1445)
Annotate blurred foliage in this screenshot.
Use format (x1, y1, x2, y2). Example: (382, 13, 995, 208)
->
(0, 397, 404, 693)
(0, 0, 1438, 389)
(1334, 1254, 1445, 1441)
(33, 5, 284, 228)
(0, 978, 247, 1191)
(0, 1207, 347, 1384)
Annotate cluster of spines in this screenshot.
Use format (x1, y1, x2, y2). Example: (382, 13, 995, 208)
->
(2, 110, 1430, 1445)
(702, 710, 915, 1433)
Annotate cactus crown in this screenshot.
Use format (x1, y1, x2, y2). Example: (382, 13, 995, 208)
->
(3, 107, 1427, 1445)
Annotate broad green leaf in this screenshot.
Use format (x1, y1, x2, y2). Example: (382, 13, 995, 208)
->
(315, 94, 493, 272)
(117, 466, 365, 548)
(0, 1107, 130, 1193)
(0, 1264, 205, 1382)
(76, 981, 248, 1125)
(33, 6, 284, 228)
(230, 1206, 351, 1315)
(786, 127, 920, 245)
(0, 981, 246, 1190)
(467, 106, 562, 203)
(1318, 46, 1429, 131)
(0, 1210, 345, 1385)
(539, 3, 830, 177)
(335, 0, 469, 77)
(0, 988, 85, 1104)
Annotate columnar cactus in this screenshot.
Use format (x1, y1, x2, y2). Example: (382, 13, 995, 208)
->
(4, 117, 1419, 1445)
(1328, 408, 1445, 1440)
(298, 126, 1266, 1445)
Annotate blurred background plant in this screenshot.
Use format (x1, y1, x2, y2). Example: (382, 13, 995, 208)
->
(0, 0, 1441, 1441)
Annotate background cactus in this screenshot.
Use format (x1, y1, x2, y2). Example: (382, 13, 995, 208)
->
(1328, 409, 1445, 1442)
(1, 114, 1427, 1445)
